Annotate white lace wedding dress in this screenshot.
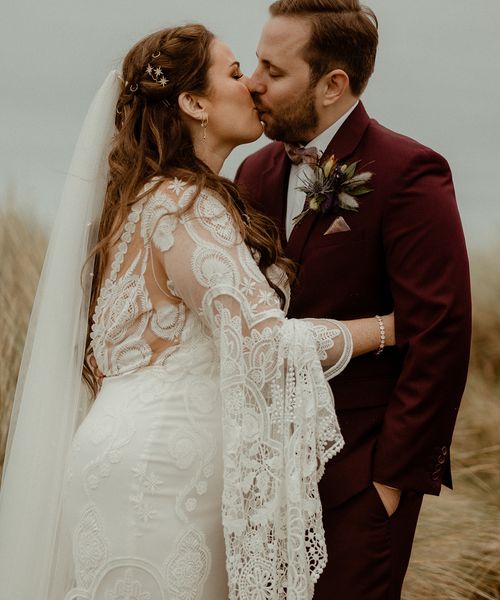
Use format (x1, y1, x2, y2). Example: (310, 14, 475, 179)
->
(61, 178, 352, 600)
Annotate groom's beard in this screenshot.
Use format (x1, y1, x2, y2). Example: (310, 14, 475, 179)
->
(254, 85, 319, 145)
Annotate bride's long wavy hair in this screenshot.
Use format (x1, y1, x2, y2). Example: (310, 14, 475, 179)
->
(83, 24, 295, 396)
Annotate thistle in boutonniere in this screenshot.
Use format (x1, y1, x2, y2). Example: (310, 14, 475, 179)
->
(292, 154, 373, 225)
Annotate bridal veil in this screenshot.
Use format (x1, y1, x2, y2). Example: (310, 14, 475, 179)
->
(0, 71, 120, 598)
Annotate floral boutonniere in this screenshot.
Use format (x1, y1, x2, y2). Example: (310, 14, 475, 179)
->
(293, 154, 373, 225)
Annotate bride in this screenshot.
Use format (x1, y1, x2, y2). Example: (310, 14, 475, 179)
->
(0, 24, 394, 600)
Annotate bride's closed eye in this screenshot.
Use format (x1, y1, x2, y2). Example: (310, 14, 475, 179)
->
(232, 71, 244, 80)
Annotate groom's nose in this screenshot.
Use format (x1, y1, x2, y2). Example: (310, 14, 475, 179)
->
(247, 70, 266, 95)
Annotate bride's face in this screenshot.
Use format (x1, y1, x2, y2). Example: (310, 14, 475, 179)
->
(203, 39, 263, 149)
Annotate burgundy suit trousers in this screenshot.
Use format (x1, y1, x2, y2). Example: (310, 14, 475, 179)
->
(314, 485, 423, 600)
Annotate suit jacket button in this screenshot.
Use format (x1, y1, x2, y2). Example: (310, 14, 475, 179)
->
(441, 446, 448, 455)
(438, 455, 446, 464)
(432, 471, 441, 481)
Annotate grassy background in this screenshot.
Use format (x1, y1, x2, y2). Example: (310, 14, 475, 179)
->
(0, 204, 498, 599)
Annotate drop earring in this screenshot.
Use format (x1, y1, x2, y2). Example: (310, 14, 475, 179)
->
(201, 113, 208, 141)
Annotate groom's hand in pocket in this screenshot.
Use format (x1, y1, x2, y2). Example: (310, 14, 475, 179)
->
(373, 481, 401, 517)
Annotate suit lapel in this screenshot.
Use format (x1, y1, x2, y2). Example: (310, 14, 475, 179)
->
(285, 102, 371, 263)
(259, 145, 290, 247)
(286, 207, 320, 263)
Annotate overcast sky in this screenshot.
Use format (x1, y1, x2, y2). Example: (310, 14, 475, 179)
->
(1, 0, 499, 249)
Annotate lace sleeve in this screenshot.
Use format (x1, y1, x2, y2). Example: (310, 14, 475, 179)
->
(157, 182, 350, 599)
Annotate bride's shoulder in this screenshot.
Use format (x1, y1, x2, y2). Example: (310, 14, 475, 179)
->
(142, 177, 224, 213)
(150, 178, 232, 218)
(142, 177, 196, 210)
(133, 177, 191, 247)
(139, 177, 236, 240)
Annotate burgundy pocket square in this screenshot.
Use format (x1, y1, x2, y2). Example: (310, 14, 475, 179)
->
(324, 216, 351, 235)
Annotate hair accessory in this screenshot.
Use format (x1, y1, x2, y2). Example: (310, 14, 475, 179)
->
(152, 50, 161, 59)
(129, 83, 138, 93)
(374, 315, 385, 355)
(145, 63, 169, 87)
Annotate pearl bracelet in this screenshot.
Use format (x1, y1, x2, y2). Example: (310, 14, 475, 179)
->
(375, 315, 385, 356)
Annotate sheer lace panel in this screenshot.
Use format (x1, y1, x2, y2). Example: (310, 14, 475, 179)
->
(90, 180, 192, 376)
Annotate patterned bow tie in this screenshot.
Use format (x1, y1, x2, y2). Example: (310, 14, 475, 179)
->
(284, 143, 320, 166)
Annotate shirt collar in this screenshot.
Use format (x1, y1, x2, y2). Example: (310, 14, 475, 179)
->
(305, 100, 359, 154)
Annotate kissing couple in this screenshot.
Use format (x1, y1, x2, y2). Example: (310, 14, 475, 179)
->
(0, 1, 471, 599)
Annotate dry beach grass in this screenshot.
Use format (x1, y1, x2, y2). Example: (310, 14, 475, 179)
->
(0, 204, 47, 472)
(404, 254, 500, 600)
(0, 204, 498, 598)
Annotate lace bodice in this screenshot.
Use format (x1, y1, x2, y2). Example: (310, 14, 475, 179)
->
(90, 179, 195, 376)
(90, 178, 353, 599)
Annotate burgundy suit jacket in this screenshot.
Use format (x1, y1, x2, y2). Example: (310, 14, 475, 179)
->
(235, 102, 471, 506)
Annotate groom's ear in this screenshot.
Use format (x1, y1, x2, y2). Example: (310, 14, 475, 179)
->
(178, 92, 208, 121)
(320, 69, 350, 107)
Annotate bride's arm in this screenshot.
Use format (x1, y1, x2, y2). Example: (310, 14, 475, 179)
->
(151, 184, 394, 376)
(295, 313, 394, 381)
(146, 182, 395, 371)
(345, 314, 394, 357)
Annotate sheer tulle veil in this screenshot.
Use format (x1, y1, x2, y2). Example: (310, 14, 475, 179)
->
(0, 70, 120, 598)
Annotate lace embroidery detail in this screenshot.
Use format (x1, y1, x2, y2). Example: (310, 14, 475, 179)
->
(310, 323, 341, 360)
(110, 203, 144, 284)
(321, 320, 353, 381)
(241, 277, 257, 297)
(140, 192, 178, 251)
(129, 461, 164, 526)
(110, 341, 153, 375)
(163, 528, 211, 600)
(168, 177, 186, 196)
(129, 493, 158, 525)
(167, 426, 216, 524)
(237, 241, 267, 283)
(195, 192, 239, 246)
(238, 557, 275, 600)
(105, 569, 152, 600)
(151, 301, 185, 340)
(132, 462, 164, 494)
(66, 558, 167, 600)
(191, 246, 237, 288)
(256, 289, 277, 307)
(83, 406, 136, 493)
(90, 180, 184, 377)
(73, 504, 109, 589)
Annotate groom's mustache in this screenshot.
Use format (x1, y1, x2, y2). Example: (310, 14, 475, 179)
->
(251, 98, 268, 118)
(251, 93, 265, 109)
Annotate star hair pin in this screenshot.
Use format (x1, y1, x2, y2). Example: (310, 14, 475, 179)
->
(145, 54, 169, 87)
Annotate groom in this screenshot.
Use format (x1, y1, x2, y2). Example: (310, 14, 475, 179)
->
(236, 1, 471, 598)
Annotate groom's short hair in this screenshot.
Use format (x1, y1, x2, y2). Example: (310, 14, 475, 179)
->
(269, 0, 378, 96)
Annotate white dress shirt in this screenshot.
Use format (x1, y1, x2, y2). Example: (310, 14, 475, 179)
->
(285, 101, 359, 240)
